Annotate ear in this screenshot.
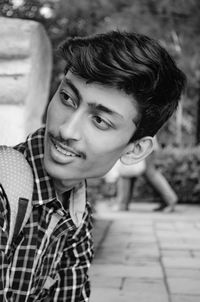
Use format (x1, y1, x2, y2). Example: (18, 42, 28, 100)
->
(120, 136, 154, 165)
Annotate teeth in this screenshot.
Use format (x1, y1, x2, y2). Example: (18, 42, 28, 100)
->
(54, 144, 77, 157)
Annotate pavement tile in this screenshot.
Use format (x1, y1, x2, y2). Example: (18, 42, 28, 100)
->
(93, 252, 127, 264)
(157, 231, 200, 240)
(90, 288, 122, 302)
(155, 231, 181, 239)
(95, 246, 160, 264)
(177, 232, 200, 239)
(155, 222, 176, 230)
(93, 218, 111, 250)
(95, 246, 126, 254)
(165, 268, 200, 279)
(195, 222, 200, 229)
(162, 257, 200, 269)
(91, 203, 200, 302)
(171, 294, 200, 302)
(128, 242, 159, 250)
(91, 264, 163, 279)
(159, 241, 200, 250)
(130, 228, 155, 235)
(93, 256, 127, 265)
(161, 250, 191, 257)
(174, 221, 198, 230)
(123, 278, 167, 294)
(159, 238, 187, 245)
(100, 242, 129, 248)
(104, 231, 132, 237)
(91, 276, 122, 289)
(185, 239, 200, 246)
(168, 278, 200, 295)
(128, 234, 157, 243)
(90, 288, 169, 302)
(192, 251, 200, 257)
(126, 247, 160, 258)
(123, 258, 160, 266)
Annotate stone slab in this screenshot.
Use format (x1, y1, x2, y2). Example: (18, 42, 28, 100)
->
(162, 257, 200, 269)
(91, 264, 163, 279)
(171, 294, 200, 302)
(0, 17, 52, 145)
(168, 278, 200, 295)
(91, 276, 122, 289)
(160, 242, 200, 250)
(165, 268, 200, 279)
(123, 278, 167, 294)
(161, 250, 191, 257)
(90, 288, 168, 302)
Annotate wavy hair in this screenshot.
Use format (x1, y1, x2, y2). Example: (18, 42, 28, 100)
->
(59, 31, 186, 141)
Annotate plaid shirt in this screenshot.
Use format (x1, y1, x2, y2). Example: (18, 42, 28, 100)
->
(0, 128, 94, 302)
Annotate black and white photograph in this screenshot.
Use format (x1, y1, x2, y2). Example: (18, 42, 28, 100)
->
(0, 1, 199, 301)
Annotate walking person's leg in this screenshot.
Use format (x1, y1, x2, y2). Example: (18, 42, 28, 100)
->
(117, 176, 136, 211)
(144, 165, 178, 212)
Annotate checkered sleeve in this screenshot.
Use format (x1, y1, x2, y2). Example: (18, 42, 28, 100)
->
(51, 223, 94, 302)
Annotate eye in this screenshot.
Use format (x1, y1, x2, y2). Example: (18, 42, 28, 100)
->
(92, 115, 112, 130)
(60, 91, 77, 108)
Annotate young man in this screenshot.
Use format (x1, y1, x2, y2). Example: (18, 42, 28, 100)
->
(0, 31, 186, 301)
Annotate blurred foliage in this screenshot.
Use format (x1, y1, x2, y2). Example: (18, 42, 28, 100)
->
(141, 147, 200, 203)
(154, 147, 200, 203)
(87, 147, 200, 204)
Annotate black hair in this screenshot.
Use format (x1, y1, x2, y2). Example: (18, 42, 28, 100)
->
(59, 31, 186, 141)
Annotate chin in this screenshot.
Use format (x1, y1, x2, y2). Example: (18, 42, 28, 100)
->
(44, 158, 78, 183)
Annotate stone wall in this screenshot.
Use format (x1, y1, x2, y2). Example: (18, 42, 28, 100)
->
(0, 17, 52, 146)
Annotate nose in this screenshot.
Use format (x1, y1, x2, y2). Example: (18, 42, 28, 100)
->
(59, 110, 82, 141)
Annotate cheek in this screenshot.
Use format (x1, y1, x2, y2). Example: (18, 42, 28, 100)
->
(83, 147, 121, 177)
(47, 99, 65, 128)
(46, 100, 56, 124)
(86, 135, 127, 164)
(87, 126, 132, 155)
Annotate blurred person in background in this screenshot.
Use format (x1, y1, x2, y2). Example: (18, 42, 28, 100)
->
(107, 137, 177, 212)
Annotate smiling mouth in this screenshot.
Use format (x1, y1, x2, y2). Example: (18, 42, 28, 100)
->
(50, 135, 82, 158)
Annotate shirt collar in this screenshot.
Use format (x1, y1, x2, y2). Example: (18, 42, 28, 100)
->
(26, 127, 56, 206)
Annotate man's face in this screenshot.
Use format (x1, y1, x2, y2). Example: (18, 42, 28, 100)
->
(44, 71, 139, 189)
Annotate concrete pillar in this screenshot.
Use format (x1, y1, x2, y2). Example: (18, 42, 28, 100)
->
(0, 17, 52, 146)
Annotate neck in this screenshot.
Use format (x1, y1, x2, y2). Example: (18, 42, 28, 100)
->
(53, 178, 81, 195)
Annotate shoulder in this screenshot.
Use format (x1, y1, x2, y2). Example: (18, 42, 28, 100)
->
(14, 127, 45, 156)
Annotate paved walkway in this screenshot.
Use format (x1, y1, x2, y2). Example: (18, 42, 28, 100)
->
(90, 201, 200, 302)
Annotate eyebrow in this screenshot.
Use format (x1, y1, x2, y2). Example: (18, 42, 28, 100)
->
(88, 103, 124, 120)
(63, 77, 124, 120)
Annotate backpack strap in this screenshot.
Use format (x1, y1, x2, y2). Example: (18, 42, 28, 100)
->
(13, 197, 29, 242)
(0, 146, 33, 250)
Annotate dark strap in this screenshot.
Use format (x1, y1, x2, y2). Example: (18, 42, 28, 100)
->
(13, 197, 29, 242)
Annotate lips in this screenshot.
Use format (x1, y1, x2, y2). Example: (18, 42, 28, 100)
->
(50, 134, 82, 158)
(54, 144, 78, 157)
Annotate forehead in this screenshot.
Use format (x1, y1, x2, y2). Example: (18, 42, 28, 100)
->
(62, 71, 139, 123)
